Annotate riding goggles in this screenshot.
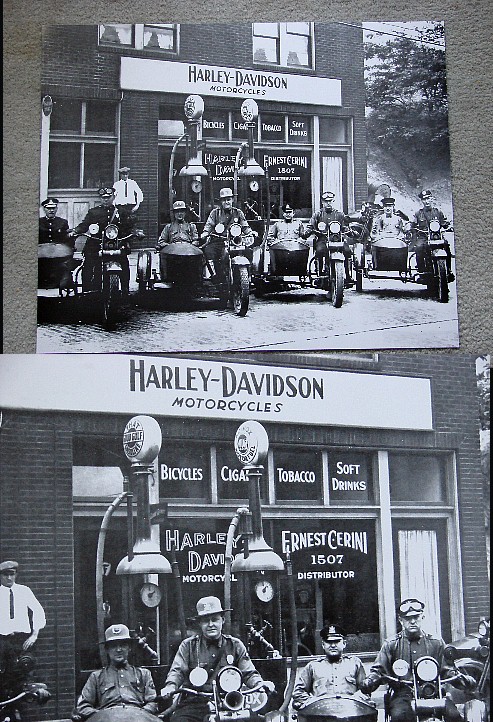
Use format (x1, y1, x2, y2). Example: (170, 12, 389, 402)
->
(399, 599, 425, 615)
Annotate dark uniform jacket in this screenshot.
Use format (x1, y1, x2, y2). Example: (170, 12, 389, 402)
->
(412, 207, 450, 231)
(39, 216, 72, 246)
(293, 654, 368, 709)
(158, 220, 199, 246)
(74, 664, 157, 718)
(202, 207, 253, 239)
(162, 633, 263, 696)
(74, 204, 134, 237)
(305, 208, 348, 236)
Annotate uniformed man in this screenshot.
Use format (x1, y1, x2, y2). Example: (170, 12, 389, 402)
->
(157, 200, 199, 280)
(160, 596, 275, 722)
(266, 203, 307, 273)
(305, 191, 354, 288)
(72, 624, 158, 720)
(360, 599, 463, 722)
(39, 198, 73, 246)
(370, 197, 408, 243)
(410, 190, 454, 281)
(0, 560, 46, 676)
(292, 624, 370, 710)
(201, 188, 256, 284)
(72, 187, 134, 295)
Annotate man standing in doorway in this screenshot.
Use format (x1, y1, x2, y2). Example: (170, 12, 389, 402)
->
(113, 166, 144, 218)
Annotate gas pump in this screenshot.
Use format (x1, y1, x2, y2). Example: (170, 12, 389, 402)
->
(234, 100, 269, 245)
(225, 421, 299, 718)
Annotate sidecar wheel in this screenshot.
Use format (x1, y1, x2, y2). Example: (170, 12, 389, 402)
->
(436, 258, 449, 303)
(329, 262, 344, 308)
(232, 266, 250, 316)
(137, 250, 151, 298)
(103, 273, 121, 325)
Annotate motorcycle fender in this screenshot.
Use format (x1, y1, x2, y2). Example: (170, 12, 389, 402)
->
(103, 261, 123, 273)
(230, 255, 250, 267)
(251, 246, 262, 274)
(354, 242, 365, 266)
(330, 252, 345, 262)
(463, 699, 487, 722)
(431, 248, 447, 258)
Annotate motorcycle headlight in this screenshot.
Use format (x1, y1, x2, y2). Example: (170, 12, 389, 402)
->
(392, 659, 410, 677)
(415, 656, 440, 682)
(89, 223, 100, 235)
(105, 224, 119, 241)
(230, 224, 242, 238)
(329, 221, 341, 234)
(217, 666, 242, 693)
(189, 667, 209, 688)
(429, 220, 441, 233)
(317, 221, 327, 232)
(478, 619, 490, 638)
(215, 223, 225, 234)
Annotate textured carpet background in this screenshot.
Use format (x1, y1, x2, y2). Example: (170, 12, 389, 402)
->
(3, 2, 492, 355)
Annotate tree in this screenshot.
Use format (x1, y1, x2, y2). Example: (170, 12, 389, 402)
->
(365, 24, 449, 179)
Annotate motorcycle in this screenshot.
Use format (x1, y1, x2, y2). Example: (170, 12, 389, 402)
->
(0, 682, 51, 722)
(443, 618, 490, 722)
(311, 221, 347, 308)
(0, 647, 50, 722)
(381, 655, 467, 722)
(76, 222, 139, 324)
(38, 241, 79, 296)
(204, 222, 254, 316)
(251, 234, 313, 298)
(161, 664, 274, 721)
(411, 221, 453, 303)
(295, 693, 377, 722)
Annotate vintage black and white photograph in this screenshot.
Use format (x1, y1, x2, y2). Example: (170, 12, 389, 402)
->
(0, 352, 489, 721)
(37, 22, 460, 352)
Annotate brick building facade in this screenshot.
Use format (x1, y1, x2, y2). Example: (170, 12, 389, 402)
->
(40, 23, 367, 246)
(0, 352, 489, 721)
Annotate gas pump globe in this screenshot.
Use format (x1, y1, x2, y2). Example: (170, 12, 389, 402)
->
(237, 100, 265, 178)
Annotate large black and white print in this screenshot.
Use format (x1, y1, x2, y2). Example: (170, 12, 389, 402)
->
(37, 22, 459, 352)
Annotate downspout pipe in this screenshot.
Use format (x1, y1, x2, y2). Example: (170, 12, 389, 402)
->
(96, 491, 129, 667)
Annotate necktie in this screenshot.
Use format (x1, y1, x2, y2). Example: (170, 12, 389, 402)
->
(9, 589, 14, 619)
(125, 181, 128, 200)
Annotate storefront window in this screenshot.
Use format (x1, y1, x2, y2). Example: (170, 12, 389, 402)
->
(288, 116, 312, 143)
(85, 100, 116, 134)
(260, 113, 285, 142)
(319, 118, 348, 144)
(253, 23, 313, 68)
(98, 24, 178, 52)
(231, 111, 251, 140)
(273, 447, 322, 503)
(216, 444, 267, 501)
(50, 99, 82, 133)
(48, 142, 80, 188)
(158, 441, 210, 500)
(274, 518, 379, 652)
(259, 149, 312, 217)
(202, 110, 229, 139)
(143, 24, 175, 50)
(389, 453, 447, 502)
(327, 451, 374, 503)
(83, 144, 117, 188)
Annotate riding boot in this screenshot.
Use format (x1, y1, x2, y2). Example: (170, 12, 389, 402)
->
(344, 258, 355, 288)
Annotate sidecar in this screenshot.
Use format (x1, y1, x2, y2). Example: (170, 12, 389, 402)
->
(352, 231, 413, 292)
(297, 694, 378, 722)
(251, 237, 314, 296)
(88, 707, 160, 722)
(38, 242, 79, 297)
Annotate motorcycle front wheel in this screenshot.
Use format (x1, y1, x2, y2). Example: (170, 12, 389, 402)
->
(232, 266, 250, 316)
(102, 273, 121, 325)
(435, 258, 449, 303)
(328, 261, 344, 308)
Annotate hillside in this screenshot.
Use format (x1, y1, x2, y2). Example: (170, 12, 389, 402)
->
(366, 142, 454, 221)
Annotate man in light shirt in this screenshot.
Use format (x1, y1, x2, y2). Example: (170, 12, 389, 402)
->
(113, 166, 144, 216)
(0, 560, 46, 674)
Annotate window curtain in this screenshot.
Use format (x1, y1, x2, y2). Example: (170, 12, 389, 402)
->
(321, 156, 343, 210)
(398, 529, 442, 637)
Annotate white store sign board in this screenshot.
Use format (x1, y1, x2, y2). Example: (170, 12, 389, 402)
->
(120, 57, 342, 106)
(0, 355, 433, 431)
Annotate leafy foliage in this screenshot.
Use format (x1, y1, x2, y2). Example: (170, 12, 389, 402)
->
(365, 24, 449, 174)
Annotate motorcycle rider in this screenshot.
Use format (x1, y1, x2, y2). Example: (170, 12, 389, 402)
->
(160, 596, 275, 722)
(410, 190, 454, 282)
(292, 624, 372, 710)
(72, 187, 134, 297)
(201, 188, 256, 285)
(0, 560, 46, 677)
(360, 598, 465, 722)
(266, 203, 306, 273)
(72, 624, 158, 720)
(304, 191, 354, 288)
(157, 200, 199, 281)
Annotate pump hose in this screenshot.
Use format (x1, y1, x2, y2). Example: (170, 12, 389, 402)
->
(279, 553, 298, 714)
(96, 491, 129, 666)
(224, 507, 249, 633)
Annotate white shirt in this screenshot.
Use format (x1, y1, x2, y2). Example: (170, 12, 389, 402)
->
(113, 178, 144, 206)
(0, 583, 46, 635)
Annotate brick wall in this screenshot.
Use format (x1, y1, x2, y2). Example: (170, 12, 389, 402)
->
(0, 413, 74, 720)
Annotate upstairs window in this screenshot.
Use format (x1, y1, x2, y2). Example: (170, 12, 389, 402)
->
(99, 23, 179, 53)
(253, 23, 313, 69)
